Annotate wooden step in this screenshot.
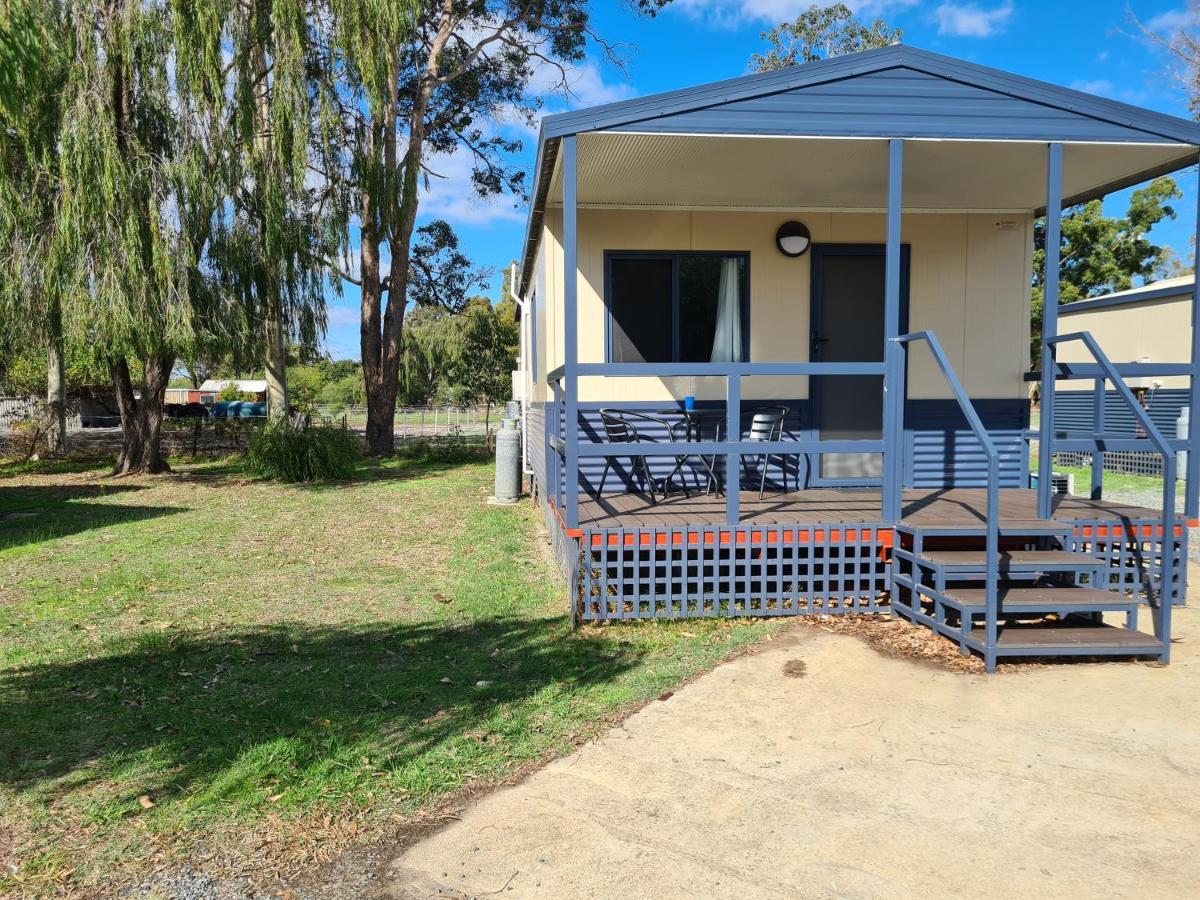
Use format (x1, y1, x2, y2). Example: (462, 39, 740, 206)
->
(943, 586, 1135, 613)
(902, 518, 1069, 537)
(967, 622, 1163, 655)
(916, 549, 1104, 571)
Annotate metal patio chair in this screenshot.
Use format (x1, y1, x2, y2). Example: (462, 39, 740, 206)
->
(597, 409, 661, 503)
(741, 406, 791, 500)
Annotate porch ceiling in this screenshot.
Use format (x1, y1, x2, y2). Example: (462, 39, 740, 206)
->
(543, 133, 1196, 213)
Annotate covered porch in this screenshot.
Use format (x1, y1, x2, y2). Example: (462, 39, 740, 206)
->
(519, 46, 1200, 668)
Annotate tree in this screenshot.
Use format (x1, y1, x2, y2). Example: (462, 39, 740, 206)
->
(750, 3, 901, 72)
(323, 0, 670, 455)
(184, 0, 337, 420)
(0, 1, 70, 454)
(452, 296, 518, 430)
(1031, 176, 1183, 366)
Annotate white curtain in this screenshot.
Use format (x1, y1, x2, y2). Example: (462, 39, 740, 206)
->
(710, 257, 743, 362)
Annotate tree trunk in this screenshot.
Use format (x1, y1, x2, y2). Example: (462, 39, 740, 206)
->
(263, 300, 289, 418)
(252, 29, 288, 420)
(45, 299, 67, 455)
(110, 354, 173, 475)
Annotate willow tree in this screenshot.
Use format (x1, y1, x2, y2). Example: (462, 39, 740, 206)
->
(174, 0, 337, 419)
(0, 1, 71, 454)
(323, 0, 669, 455)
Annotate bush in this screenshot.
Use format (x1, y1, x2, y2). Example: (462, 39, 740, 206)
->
(244, 421, 361, 482)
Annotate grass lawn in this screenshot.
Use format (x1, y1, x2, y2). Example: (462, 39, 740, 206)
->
(0, 455, 780, 896)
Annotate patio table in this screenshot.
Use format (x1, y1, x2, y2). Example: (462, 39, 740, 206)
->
(644, 408, 725, 495)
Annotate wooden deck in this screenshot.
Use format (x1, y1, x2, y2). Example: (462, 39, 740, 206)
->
(576, 487, 1164, 530)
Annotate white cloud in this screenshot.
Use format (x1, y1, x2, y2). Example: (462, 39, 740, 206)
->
(1146, 6, 1200, 32)
(326, 305, 361, 328)
(1071, 78, 1114, 96)
(671, 0, 916, 28)
(932, 2, 1013, 37)
(420, 145, 526, 227)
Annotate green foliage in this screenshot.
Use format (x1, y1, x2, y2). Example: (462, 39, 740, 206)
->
(455, 296, 518, 410)
(751, 3, 901, 71)
(217, 382, 255, 403)
(396, 430, 490, 464)
(1032, 176, 1185, 365)
(243, 421, 361, 482)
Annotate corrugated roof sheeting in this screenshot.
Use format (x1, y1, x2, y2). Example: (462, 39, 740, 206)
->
(605, 68, 1182, 143)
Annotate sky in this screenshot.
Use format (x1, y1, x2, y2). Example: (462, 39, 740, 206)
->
(322, 0, 1200, 359)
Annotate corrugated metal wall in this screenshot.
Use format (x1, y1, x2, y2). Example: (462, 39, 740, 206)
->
(904, 399, 1030, 488)
(1053, 388, 1189, 436)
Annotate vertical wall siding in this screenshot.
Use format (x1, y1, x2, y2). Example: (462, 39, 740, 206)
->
(526, 403, 547, 497)
(534, 397, 1030, 494)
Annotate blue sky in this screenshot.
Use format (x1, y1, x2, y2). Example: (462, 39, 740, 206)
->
(323, 0, 1199, 359)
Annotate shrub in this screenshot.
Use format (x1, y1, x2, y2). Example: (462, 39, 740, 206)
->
(244, 421, 361, 482)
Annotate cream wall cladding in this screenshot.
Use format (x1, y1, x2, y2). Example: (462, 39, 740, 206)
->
(1056, 296, 1193, 390)
(530, 208, 1033, 404)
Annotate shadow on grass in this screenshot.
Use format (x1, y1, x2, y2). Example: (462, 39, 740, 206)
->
(0, 482, 183, 552)
(0, 617, 640, 807)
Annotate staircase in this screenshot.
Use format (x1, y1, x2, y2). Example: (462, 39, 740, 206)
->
(892, 520, 1167, 671)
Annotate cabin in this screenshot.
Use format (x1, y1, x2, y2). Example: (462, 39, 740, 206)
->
(511, 46, 1200, 671)
(1054, 276, 1195, 478)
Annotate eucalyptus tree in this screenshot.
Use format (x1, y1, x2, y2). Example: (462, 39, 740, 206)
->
(750, 3, 901, 71)
(323, 0, 670, 455)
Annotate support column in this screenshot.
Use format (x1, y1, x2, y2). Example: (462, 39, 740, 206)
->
(1038, 143, 1064, 520)
(725, 374, 740, 527)
(562, 135, 580, 529)
(1187, 163, 1200, 520)
(882, 138, 905, 522)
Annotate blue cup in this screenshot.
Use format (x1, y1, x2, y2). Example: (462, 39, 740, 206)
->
(683, 395, 695, 411)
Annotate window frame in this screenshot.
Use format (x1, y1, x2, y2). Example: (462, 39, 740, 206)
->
(602, 249, 751, 364)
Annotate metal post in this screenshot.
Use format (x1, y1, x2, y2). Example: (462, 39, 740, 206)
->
(725, 373, 740, 526)
(1091, 376, 1105, 499)
(1187, 167, 1200, 520)
(1038, 143, 1064, 520)
(562, 135, 580, 529)
(882, 138, 905, 522)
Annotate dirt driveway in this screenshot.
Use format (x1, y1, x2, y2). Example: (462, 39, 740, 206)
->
(385, 608, 1200, 899)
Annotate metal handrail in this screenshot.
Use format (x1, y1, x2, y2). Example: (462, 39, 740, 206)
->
(893, 331, 1002, 662)
(1047, 331, 1178, 641)
(544, 357, 894, 526)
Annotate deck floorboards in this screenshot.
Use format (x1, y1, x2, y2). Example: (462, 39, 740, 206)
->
(575, 488, 1163, 530)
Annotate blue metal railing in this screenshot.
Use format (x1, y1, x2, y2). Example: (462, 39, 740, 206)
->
(544, 361, 888, 527)
(892, 331, 1002, 666)
(1046, 331, 1178, 649)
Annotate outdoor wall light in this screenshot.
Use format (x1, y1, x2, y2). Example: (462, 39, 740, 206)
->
(775, 221, 811, 257)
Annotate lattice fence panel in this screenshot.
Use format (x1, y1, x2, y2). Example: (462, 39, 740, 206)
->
(1066, 519, 1188, 606)
(577, 526, 889, 622)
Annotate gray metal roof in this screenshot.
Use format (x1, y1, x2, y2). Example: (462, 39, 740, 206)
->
(1059, 276, 1195, 315)
(518, 44, 1200, 294)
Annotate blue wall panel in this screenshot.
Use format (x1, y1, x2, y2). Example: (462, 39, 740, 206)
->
(533, 397, 1031, 496)
(1053, 388, 1188, 437)
(904, 398, 1030, 489)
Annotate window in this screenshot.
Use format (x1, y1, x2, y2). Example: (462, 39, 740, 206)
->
(606, 252, 748, 363)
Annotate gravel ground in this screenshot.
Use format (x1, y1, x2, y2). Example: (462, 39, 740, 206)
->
(1080, 477, 1200, 565)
